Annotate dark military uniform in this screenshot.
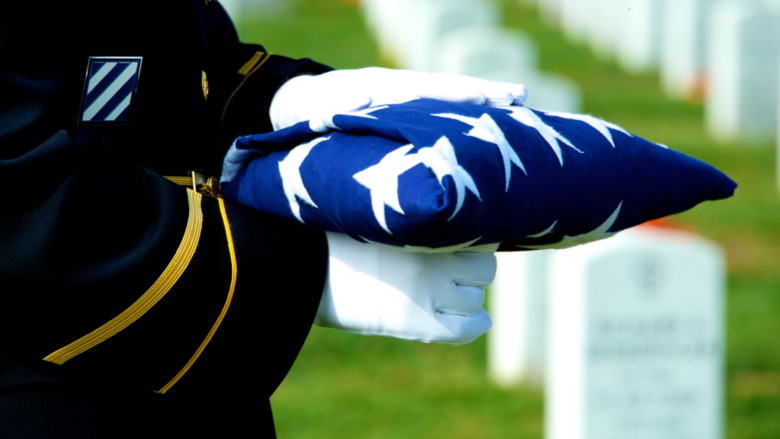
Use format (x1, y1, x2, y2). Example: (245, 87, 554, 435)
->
(0, 1, 331, 437)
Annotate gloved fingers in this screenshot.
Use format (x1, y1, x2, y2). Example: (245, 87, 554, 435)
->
(325, 233, 497, 292)
(393, 71, 495, 105)
(318, 232, 496, 344)
(269, 73, 373, 131)
(388, 72, 508, 106)
(435, 283, 486, 316)
(428, 309, 493, 345)
(270, 67, 529, 132)
(441, 252, 498, 287)
(269, 74, 314, 131)
(362, 68, 528, 108)
(476, 79, 528, 107)
(412, 73, 528, 107)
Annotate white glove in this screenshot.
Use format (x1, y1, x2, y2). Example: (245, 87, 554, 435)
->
(315, 232, 497, 344)
(270, 67, 528, 132)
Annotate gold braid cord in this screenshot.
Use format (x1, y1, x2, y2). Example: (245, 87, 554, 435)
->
(44, 189, 204, 365)
(155, 195, 237, 394)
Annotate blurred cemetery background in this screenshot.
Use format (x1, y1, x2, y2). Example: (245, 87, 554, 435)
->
(222, 0, 780, 437)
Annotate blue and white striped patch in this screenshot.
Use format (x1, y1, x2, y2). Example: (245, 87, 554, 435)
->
(79, 57, 142, 124)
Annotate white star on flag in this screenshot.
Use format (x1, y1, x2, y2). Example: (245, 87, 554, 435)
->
(353, 135, 480, 233)
(222, 98, 735, 253)
(518, 201, 622, 249)
(279, 136, 329, 222)
(347, 104, 389, 119)
(507, 106, 582, 165)
(434, 112, 526, 191)
(525, 221, 558, 238)
(363, 236, 488, 253)
(311, 104, 389, 132)
(545, 111, 630, 148)
(353, 144, 418, 234)
(416, 136, 481, 220)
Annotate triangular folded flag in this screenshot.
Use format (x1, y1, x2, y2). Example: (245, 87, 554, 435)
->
(221, 99, 736, 251)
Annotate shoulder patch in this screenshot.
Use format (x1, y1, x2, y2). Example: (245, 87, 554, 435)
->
(79, 56, 143, 125)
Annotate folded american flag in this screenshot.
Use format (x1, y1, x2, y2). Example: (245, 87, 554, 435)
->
(221, 99, 736, 251)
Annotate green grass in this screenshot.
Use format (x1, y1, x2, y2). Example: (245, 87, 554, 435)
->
(232, 0, 381, 69)
(232, 0, 780, 437)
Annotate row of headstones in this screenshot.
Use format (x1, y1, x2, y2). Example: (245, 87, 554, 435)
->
(217, 0, 289, 19)
(360, 0, 583, 113)
(529, 0, 780, 146)
(489, 226, 726, 439)
(358, 2, 728, 438)
(220, 0, 779, 146)
(217, 3, 729, 437)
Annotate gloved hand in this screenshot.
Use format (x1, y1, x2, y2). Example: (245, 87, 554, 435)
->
(270, 67, 528, 132)
(316, 232, 497, 344)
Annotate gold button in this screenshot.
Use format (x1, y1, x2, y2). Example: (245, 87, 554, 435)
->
(201, 70, 209, 101)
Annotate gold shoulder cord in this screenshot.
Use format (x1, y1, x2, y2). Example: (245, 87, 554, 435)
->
(220, 51, 273, 136)
(44, 175, 239, 395)
(155, 192, 237, 394)
(44, 189, 204, 365)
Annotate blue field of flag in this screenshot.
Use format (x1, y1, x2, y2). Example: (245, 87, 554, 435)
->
(222, 99, 736, 251)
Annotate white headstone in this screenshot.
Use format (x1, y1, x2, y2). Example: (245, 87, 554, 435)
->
(538, 0, 564, 27)
(476, 68, 583, 113)
(360, 0, 415, 65)
(705, 1, 780, 143)
(520, 72, 583, 113)
(559, 0, 595, 43)
(660, 0, 719, 101)
(614, 0, 665, 73)
(399, 0, 501, 72)
(217, 0, 241, 18)
(360, 0, 383, 37)
(218, 0, 289, 21)
(762, 0, 780, 12)
(488, 250, 553, 388)
(435, 26, 539, 78)
(546, 226, 725, 439)
(587, 0, 621, 61)
(434, 24, 581, 113)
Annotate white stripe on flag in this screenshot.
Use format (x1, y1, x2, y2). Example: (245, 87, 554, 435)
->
(83, 63, 138, 121)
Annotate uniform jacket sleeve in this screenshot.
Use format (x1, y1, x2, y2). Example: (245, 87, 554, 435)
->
(0, 1, 329, 434)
